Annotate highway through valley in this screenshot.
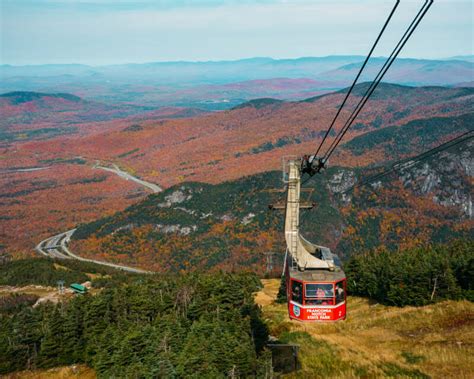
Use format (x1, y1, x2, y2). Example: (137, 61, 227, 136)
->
(35, 164, 163, 274)
(36, 229, 152, 274)
(94, 163, 162, 193)
(34, 162, 160, 273)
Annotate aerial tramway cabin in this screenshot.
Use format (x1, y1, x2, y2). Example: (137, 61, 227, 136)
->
(283, 158, 346, 322)
(276, 0, 434, 322)
(285, 247, 346, 322)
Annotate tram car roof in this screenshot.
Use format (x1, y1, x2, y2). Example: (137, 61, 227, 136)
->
(290, 268, 346, 283)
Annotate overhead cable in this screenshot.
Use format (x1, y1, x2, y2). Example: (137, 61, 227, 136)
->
(312, 0, 400, 159)
(322, 0, 433, 164)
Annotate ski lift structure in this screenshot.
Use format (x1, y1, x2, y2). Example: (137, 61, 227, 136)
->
(273, 0, 432, 321)
(282, 157, 346, 322)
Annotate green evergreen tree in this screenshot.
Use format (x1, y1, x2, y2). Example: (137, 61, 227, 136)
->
(12, 307, 43, 371)
(84, 292, 113, 363)
(39, 307, 64, 367)
(62, 297, 87, 363)
(276, 275, 287, 304)
(93, 326, 118, 375)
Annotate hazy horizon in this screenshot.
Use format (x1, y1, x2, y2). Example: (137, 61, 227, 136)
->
(1, 54, 473, 68)
(1, 0, 472, 66)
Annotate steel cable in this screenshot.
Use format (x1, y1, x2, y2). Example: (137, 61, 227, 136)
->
(312, 0, 400, 159)
(322, 0, 433, 164)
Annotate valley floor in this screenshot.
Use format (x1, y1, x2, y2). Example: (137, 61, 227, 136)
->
(257, 279, 474, 379)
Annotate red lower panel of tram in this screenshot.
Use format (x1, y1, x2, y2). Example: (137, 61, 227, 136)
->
(288, 301, 346, 322)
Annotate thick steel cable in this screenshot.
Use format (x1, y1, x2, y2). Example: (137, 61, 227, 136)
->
(311, 0, 400, 160)
(323, 0, 430, 160)
(273, 1, 434, 210)
(300, 0, 432, 195)
(322, 0, 433, 163)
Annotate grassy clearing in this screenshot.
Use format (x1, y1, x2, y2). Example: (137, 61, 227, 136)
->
(53, 263, 71, 271)
(4, 365, 96, 379)
(0, 285, 57, 299)
(258, 279, 474, 379)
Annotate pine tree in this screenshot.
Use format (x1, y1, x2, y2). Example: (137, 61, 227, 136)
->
(39, 308, 64, 368)
(62, 297, 87, 363)
(276, 276, 287, 304)
(93, 326, 118, 375)
(0, 316, 16, 374)
(13, 307, 43, 371)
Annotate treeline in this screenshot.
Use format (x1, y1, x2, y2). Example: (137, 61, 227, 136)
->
(0, 293, 39, 315)
(0, 258, 134, 287)
(0, 272, 270, 377)
(346, 240, 473, 306)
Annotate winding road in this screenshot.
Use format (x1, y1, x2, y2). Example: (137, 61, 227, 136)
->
(34, 163, 160, 274)
(36, 229, 152, 274)
(94, 163, 162, 193)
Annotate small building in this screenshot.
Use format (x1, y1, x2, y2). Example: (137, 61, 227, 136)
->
(70, 283, 88, 294)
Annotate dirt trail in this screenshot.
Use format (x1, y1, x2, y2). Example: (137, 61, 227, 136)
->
(254, 278, 280, 306)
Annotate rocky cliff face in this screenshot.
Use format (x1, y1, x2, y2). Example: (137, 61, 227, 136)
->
(327, 139, 473, 219)
(399, 139, 473, 219)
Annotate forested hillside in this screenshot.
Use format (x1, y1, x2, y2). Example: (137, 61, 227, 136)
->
(346, 240, 474, 305)
(0, 271, 270, 377)
(0, 91, 151, 139)
(2, 84, 472, 255)
(2, 240, 472, 378)
(71, 135, 473, 272)
(72, 171, 284, 272)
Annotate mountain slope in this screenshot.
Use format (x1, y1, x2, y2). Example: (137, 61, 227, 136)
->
(71, 135, 473, 272)
(0, 91, 211, 142)
(321, 58, 474, 86)
(31, 83, 472, 188)
(343, 112, 474, 158)
(1, 83, 472, 255)
(0, 91, 151, 140)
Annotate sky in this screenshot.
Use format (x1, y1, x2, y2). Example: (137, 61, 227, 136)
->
(1, 0, 472, 65)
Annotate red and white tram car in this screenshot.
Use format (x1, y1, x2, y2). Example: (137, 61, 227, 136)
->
(286, 256, 346, 322)
(283, 158, 346, 322)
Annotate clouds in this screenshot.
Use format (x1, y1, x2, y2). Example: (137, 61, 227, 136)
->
(1, 0, 472, 65)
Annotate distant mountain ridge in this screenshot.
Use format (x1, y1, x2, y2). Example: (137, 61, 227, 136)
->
(0, 91, 82, 104)
(326, 58, 474, 86)
(1, 56, 472, 109)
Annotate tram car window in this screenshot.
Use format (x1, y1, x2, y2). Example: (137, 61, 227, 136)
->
(305, 283, 334, 305)
(305, 283, 333, 298)
(335, 281, 345, 304)
(291, 281, 303, 304)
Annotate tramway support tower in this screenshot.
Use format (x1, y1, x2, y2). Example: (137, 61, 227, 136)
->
(284, 158, 346, 322)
